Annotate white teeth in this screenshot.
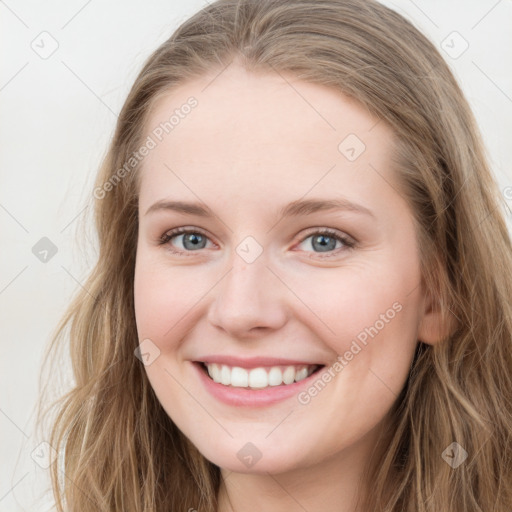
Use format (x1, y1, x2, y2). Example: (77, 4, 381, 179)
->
(268, 367, 282, 386)
(248, 368, 267, 388)
(295, 367, 309, 381)
(204, 363, 318, 389)
(231, 366, 249, 387)
(220, 365, 231, 385)
(206, 364, 217, 381)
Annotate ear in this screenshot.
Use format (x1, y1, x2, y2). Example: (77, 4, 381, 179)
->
(417, 288, 458, 345)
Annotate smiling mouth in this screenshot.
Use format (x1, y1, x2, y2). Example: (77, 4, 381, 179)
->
(197, 362, 324, 389)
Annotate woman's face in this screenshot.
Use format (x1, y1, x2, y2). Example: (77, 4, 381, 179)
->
(134, 64, 432, 474)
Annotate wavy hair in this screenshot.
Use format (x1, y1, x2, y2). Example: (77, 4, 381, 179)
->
(37, 0, 512, 510)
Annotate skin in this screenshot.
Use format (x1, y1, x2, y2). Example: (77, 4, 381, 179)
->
(133, 63, 444, 512)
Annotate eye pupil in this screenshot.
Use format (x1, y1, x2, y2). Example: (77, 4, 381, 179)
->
(312, 234, 337, 252)
(183, 233, 206, 250)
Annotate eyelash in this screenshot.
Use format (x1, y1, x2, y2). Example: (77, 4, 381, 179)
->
(158, 226, 356, 258)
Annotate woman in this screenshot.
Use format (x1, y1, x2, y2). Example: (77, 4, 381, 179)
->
(38, 0, 512, 510)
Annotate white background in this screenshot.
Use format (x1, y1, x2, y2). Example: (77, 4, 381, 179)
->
(1, 0, 511, 510)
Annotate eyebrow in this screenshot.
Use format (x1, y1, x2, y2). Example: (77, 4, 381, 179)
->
(145, 197, 375, 219)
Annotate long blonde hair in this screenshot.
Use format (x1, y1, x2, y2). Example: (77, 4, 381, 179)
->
(37, 0, 512, 510)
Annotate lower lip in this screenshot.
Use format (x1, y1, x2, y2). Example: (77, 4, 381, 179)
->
(192, 362, 324, 407)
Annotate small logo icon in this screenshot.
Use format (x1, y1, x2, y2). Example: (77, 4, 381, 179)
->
(442, 442, 468, 468)
(236, 236, 263, 264)
(30, 31, 59, 59)
(134, 338, 161, 366)
(441, 31, 469, 59)
(32, 237, 58, 263)
(237, 442, 262, 468)
(31, 441, 57, 469)
(338, 133, 366, 161)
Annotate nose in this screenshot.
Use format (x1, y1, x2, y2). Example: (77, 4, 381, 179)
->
(207, 255, 288, 338)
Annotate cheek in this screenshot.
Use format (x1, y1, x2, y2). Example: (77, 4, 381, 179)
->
(285, 268, 420, 448)
(133, 254, 205, 342)
(292, 263, 420, 351)
(288, 256, 422, 407)
(133, 254, 202, 421)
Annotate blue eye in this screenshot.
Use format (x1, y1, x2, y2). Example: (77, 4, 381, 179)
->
(294, 228, 356, 258)
(159, 227, 355, 257)
(159, 227, 213, 254)
(297, 229, 355, 256)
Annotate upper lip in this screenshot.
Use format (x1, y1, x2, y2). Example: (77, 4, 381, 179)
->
(195, 355, 325, 369)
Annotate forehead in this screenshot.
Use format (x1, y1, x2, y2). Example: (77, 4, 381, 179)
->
(138, 64, 400, 213)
